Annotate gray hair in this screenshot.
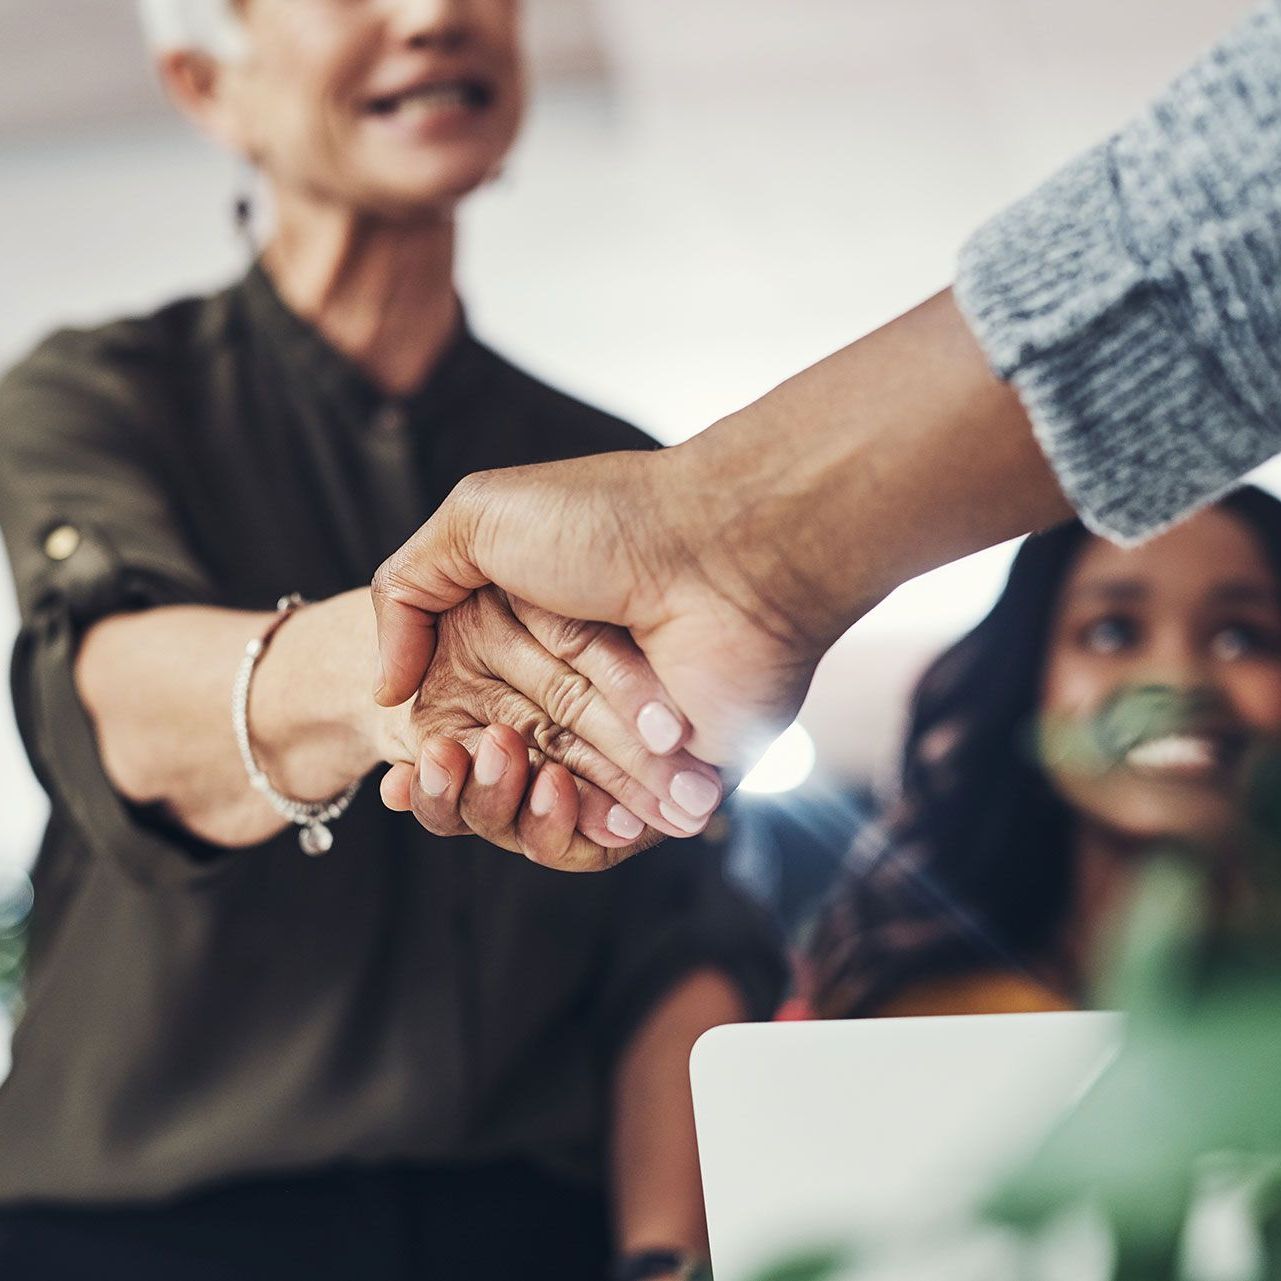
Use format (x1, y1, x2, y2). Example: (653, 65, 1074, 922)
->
(138, 0, 246, 58)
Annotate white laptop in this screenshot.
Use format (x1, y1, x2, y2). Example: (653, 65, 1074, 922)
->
(690, 1012, 1123, 1281)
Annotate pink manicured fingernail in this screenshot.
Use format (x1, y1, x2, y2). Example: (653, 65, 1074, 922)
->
(606, 805, 644, 840)
(670, 771, 721, 818)
(659, 800, 707, 835)
(474, 733, 509, 786)
(637, 702, 682, 754)
(419, 757, 450, 797)
(529, 770, 558, 818)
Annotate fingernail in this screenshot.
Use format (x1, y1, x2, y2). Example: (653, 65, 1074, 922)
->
(659, 801, 707, 835)
(474, 733, 509, 787)
(637, 702, 682, 754)
(670, 771, 721, 818)
(419, 757, 450, 797)
(606, 805, 644, 840)
(529, 769, 558, 818)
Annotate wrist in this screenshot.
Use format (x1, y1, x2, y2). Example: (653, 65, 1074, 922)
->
(250, 590, 393, 797)
(671, 411, 881, 653)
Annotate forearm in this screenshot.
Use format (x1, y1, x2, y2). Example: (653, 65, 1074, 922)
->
(675, 288, 1073, 648)
(75, 588, 396, 846)
(611, 969, 748, 1262)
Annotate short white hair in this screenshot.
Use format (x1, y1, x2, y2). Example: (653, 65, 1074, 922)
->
(138, 0, 246, 59)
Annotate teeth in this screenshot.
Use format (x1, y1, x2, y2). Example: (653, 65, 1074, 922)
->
(372, 83, 478, 115)
(1124, 735, 1218, 770)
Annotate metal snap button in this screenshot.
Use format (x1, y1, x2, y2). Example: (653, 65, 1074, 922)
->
(43, 524, 81, 562)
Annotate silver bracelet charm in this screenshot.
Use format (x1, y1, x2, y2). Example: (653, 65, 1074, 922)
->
(232, 594, 361, 856)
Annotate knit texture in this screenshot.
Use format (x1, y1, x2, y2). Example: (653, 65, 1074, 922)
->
(956, 0, 1281, 544)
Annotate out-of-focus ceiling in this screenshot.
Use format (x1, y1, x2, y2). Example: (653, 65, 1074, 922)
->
(0, 0, 607, 140)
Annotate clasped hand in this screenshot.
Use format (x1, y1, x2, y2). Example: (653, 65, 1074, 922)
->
(374, 584, 724, 869)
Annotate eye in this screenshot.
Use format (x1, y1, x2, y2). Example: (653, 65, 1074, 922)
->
(1078, 616, 1137, 656)
(1209, 623, 1277, 661)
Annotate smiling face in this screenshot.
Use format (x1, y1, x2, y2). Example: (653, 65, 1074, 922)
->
(1038, 507, 1281, 845)
(209, 0, 523, 216)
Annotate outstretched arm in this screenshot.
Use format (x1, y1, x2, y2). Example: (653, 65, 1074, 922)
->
(373, 290, 1068, 775)
(77, 586, 718, 854)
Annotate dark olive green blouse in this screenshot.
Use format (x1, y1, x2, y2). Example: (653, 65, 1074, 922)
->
(0, 265, 784, 1205)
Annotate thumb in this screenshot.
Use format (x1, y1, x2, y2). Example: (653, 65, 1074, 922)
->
(371, 495, 491, 705)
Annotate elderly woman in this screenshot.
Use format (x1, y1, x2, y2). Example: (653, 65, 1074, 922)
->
(0, 2, 783, 1278)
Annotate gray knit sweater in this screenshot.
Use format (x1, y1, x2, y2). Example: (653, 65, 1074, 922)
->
(956, 0, 1281, 544)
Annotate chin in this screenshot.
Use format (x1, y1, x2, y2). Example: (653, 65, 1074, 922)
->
(356, 159, 501, 218)
(1089, 790, 1239, 850)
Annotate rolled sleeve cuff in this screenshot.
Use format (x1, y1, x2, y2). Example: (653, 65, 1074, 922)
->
(12, 535, 240, 889)
(956, 0, 1281, 544)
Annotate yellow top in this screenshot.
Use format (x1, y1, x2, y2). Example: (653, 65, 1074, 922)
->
(873, 971, 1073, 1019)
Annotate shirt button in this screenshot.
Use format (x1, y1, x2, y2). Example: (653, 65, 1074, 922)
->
(43, 524, 81, 561)
(371, 404, 407, 435)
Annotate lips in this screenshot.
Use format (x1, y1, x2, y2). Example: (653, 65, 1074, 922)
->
(364, 78, 494, 119)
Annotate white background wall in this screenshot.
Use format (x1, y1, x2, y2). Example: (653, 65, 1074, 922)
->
(0, 0, 1267, 877)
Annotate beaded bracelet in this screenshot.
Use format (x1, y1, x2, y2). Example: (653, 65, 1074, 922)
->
(231, 594, 361, 855)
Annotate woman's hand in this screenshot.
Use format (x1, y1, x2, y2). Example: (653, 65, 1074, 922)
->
(374, 586, 723, 860)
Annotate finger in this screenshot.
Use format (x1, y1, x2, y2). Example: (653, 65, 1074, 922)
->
(484, 681, 710, 841)
(380, 761, 416, 811)
(371, 596, 439, 707)
(510, 599, 691, 757)
(516, 765, 669, 872)
(456, 724, 536, 850)
(571, 775, 663, 850)
(479, 611, 721, 831)
(405, 737, 475, 838)
(515, 762, 617, 871)
(453, 725, 645, 852)
(370, 501, 491, 706)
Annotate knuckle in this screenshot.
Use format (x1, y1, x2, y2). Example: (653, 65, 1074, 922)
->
(370, 549, 419, 605)
(542, 615, 603, 663)
(591, 647, 643, 699)
(532, 716, 576, 763)
(541, 669, 595, 730)
(451, 469, 497, 507)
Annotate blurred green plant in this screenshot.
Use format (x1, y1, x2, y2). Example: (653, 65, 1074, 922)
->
(0, 869, 33, 1018)
(984, 737, 1281, 1280)
(747, 1247, 849, 1281)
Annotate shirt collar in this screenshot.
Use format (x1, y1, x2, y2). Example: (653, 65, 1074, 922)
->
(236, 259, 490, 430)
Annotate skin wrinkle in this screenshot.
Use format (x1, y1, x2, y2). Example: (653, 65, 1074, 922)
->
(410, 588, 674, 850)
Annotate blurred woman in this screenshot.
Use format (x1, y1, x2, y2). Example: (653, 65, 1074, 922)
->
(805, 488, 1281, 1020)
(0, 3, 782, 1278)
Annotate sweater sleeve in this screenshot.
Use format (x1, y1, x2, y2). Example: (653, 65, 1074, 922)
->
(955, 0, 1281, 544)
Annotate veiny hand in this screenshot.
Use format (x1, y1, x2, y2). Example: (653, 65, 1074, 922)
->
(372, 442, 835, 776)
(371, 293, 1066, 871)
(374, 586, 724, 863)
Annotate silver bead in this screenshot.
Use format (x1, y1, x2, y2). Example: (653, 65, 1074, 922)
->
(299, 822, 333, 856)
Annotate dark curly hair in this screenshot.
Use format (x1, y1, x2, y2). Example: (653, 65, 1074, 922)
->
(806, 487, 1281, 1019)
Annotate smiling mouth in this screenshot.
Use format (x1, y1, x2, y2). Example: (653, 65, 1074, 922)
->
(365, 79, 494, 119)
(1122, 732, 1243, 779)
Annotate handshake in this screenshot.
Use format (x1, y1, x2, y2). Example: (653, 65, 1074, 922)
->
(367, 440, 832, 872)
(365, 292, 1059, 870)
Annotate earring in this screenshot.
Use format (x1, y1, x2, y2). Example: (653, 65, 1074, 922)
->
(232, 161, 257, 256)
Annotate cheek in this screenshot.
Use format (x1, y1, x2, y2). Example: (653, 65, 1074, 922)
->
(1040, 657, 1112, 724)
(1221, 667, 1281, 734)
(238, 22, 355, 156)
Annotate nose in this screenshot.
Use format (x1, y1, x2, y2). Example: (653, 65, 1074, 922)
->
(387, 0, 471, 51)
(1141, 627, 1208, 690)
